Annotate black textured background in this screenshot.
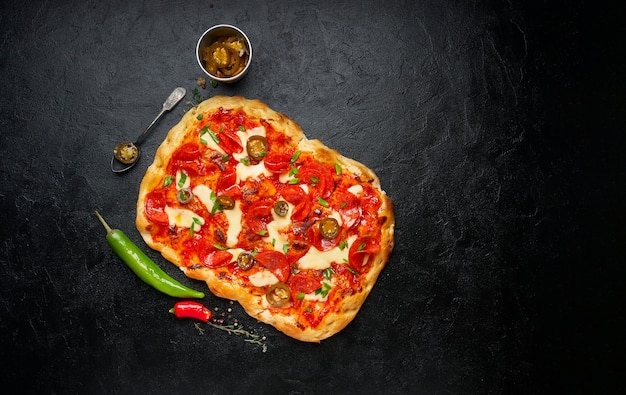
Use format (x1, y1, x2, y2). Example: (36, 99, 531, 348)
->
(1, 1, 624, 394)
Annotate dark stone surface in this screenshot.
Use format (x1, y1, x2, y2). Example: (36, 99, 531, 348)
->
(1, 0, 624, 393)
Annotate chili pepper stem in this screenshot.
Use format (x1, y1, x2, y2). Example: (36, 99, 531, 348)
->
(94, 210, 114, 236)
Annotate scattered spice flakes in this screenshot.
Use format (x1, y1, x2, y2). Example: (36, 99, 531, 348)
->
(193, 302, 268, 352)
(197, 77, 206, 89)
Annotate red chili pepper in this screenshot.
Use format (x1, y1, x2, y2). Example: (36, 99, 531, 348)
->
(169, 301, 213, 322)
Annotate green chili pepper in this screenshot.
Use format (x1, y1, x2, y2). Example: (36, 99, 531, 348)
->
(94, 210, 205, 299)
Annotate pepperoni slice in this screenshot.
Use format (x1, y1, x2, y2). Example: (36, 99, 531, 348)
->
(216, 130, 243, 154)
(331, 190, 362, 229)
(202, 250, 233, 268)
(289, 273, 321, 296)
(245, 200, 273, 233)
(307, 220, 340, 251)
(281, 185, 311, 222)
(215, 166, 237, 193)
(348, 236, 380, 268)
(264, 151, 292, 173)
(255, 250, 290, 282)
(145, 190, 169, 225)
(297, 161, 335, 199)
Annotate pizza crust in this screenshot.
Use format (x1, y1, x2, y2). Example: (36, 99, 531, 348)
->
(136, 96, 394, 342)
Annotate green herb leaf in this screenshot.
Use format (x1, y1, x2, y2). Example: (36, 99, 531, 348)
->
(163, 175, 174, 187)
(196, 114, 203, 120)
(282, 243, 289, 254)
(357, 242, 366, 251)
(290, 150, 301, 164)
(288, 166, 299, 177)
(257, 229, 268, 236)
(335, 163, 342, 175)
(240, 157, 251, 166)
(306, 307, 312, 313)
(315, 282, 332, 298)
(177, 172, 187, 188)
(346, 266, 360, 276)
(340, 201, 347, 208)
(310, 176, 319, 183)
(288, 178, 301, 185)
(339, 240, 348, 250)
(238, 125, 245, 131)
(189, 222, 195, 237)
(297, 292, 305, 300)
(318, 197, 329, 207)
(208, 128, 219, 144)
(210, 79, 218, 88)
(213, 243, 228, 251)
(323, 267, 334, 280)
(221, 154, 230, 162)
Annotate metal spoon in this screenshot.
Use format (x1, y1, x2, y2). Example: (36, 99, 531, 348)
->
(111, 87, 187, 173)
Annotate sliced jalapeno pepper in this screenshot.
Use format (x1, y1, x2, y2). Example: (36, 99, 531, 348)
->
(237, 251, 255, 271)
(266, 282, 291, 307)
(216, 195, 235, 210)
(319, 217, 340, 239)
(246, 135, 269, 160)
(273, 200, 289, 217)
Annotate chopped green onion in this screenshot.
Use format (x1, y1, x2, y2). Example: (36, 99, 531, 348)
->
(340, 201, 347, 208)
(315, 282, 331, 298)
(213, 244, 228, 251)
(210, 79, 218, 88)
(288, 178, 300, 185)
(282, 243, 289, 254)
(177, 172, 187, 188)
(297, 292, 305, 300)
(335, 163, 342, 175)
(290, 150, 301, 164)
(238, 125, 245, 131)
(221, 154, 229, 162)
(323, 267, 334, 280)
(357, 242, 366, 251)
(257, 230, 268, 236)
(196, 114, 203, 120)
(339, 240, 348, 250)
(163, 175, 174, 187)
(240, 157, 251, 166)
(310, 176, 319, 183)
(318, 197, 329, 207)
(346, 266, 360, 276)
(288, 166, 299, 177)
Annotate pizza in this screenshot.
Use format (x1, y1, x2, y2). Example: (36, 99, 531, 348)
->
(136, 96, 394, 342)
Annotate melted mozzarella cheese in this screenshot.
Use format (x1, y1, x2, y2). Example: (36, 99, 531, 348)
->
(200, 129, 226, 155)
(263, 201, 294, 249)
(232, 126, 267, 162)
(236, 125, 266, 144)
(298, 235, 358, 270)
(164, 206, 204, 229)
(194, 184, 242, 247)
(235, 161, 271, 183)
(223, 201, 243, 247)
(192, 185, 214, 207)
(347, 184, 363, 197)
(249, 270, 279, 287)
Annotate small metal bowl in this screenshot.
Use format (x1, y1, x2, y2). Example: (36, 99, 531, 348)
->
(196, 24, 252, 83)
